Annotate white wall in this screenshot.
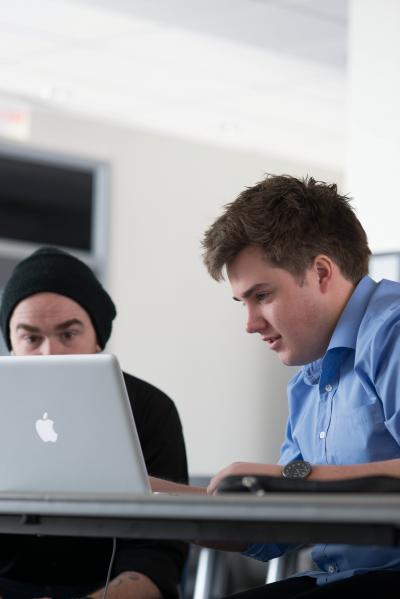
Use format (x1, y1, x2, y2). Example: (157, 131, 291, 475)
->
(27, 104, 341, 474)
(346, 0, 400, 252)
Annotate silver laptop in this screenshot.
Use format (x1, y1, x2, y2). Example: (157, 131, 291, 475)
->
(0, 353, 151, 495)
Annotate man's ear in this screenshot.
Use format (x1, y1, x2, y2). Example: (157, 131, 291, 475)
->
(96, 344, 101, 353)
(10, 349, 15, 356)
(313, 255, 333, 291)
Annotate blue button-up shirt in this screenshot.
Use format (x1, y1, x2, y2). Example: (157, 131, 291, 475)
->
(244, 276, 400, 584)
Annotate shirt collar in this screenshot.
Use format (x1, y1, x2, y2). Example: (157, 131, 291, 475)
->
(327, 275, 377, 351)
(302, 275, 376, 386)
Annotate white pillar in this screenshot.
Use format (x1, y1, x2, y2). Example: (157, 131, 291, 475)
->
(346, 0, 400, 252)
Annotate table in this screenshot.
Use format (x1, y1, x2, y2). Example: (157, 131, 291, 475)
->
(0, 491, 399, 546)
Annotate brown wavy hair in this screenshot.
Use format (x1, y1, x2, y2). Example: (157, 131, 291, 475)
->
(202, 174, 371, 283)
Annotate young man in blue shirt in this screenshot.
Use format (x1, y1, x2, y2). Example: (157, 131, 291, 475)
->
(189, 174, 400, 596)
(203, 176, 400, 598)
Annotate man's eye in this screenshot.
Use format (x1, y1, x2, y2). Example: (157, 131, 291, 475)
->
(24, 335, 40, 344)
(61, 330, 77, 341)
(255, 293, 269, 302)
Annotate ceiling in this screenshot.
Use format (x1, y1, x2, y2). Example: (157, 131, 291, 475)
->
(0, 0, 348, 169)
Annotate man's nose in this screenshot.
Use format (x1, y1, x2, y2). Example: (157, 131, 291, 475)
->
(39, 337, 63, 355)
(246, 309, 266, 334)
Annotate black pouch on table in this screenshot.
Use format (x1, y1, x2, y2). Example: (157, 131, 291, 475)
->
(216, 474, 400, 495)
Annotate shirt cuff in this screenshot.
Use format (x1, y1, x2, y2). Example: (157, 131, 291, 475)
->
(242, 543, 293, 562)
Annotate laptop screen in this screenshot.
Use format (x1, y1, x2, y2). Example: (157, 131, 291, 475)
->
(0, 353, 150, 496)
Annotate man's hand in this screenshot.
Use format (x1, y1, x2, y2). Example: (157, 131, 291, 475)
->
(207, 462, 282, 495)
(87, 571, 161, 599)
(36, 571, 162, 599)
(149, 475, 206, 494)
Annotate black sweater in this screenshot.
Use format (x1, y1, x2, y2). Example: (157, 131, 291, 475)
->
(0, 372, 189, 598)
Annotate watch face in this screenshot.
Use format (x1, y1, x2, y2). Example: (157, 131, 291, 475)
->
(282, 460, 311, 479)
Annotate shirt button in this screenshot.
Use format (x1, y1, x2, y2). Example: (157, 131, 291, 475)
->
(319, 431, 326, 439)
(325, 384, 333, 392)
(328, 564, 337, 574)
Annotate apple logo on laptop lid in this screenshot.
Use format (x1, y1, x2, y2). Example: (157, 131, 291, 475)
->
(35, 412, 58, 443)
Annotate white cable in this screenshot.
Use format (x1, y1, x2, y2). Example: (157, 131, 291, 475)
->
(101, 538, 117, 599)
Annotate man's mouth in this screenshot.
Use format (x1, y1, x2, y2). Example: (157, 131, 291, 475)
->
(262, 335, 282, 349)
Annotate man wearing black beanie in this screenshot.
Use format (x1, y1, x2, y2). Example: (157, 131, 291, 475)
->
(0, 247, 116, 352)
(0, 247, 188, 599)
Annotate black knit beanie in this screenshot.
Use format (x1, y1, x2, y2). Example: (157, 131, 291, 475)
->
(0, 247, 116, 350)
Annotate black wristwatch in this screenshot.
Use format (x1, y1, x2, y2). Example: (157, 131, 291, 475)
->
(282, 460, 312, 480)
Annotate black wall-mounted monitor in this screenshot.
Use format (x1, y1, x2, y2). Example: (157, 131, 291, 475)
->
(0, 143, 109, 285)
(0, 154, 93, 251)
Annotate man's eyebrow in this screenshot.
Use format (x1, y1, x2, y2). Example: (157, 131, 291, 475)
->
(233, 283, 272, 302)
(55, 319, 84, 331)
(16, 324, 40, 333)
(15, 319, 85, 333)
